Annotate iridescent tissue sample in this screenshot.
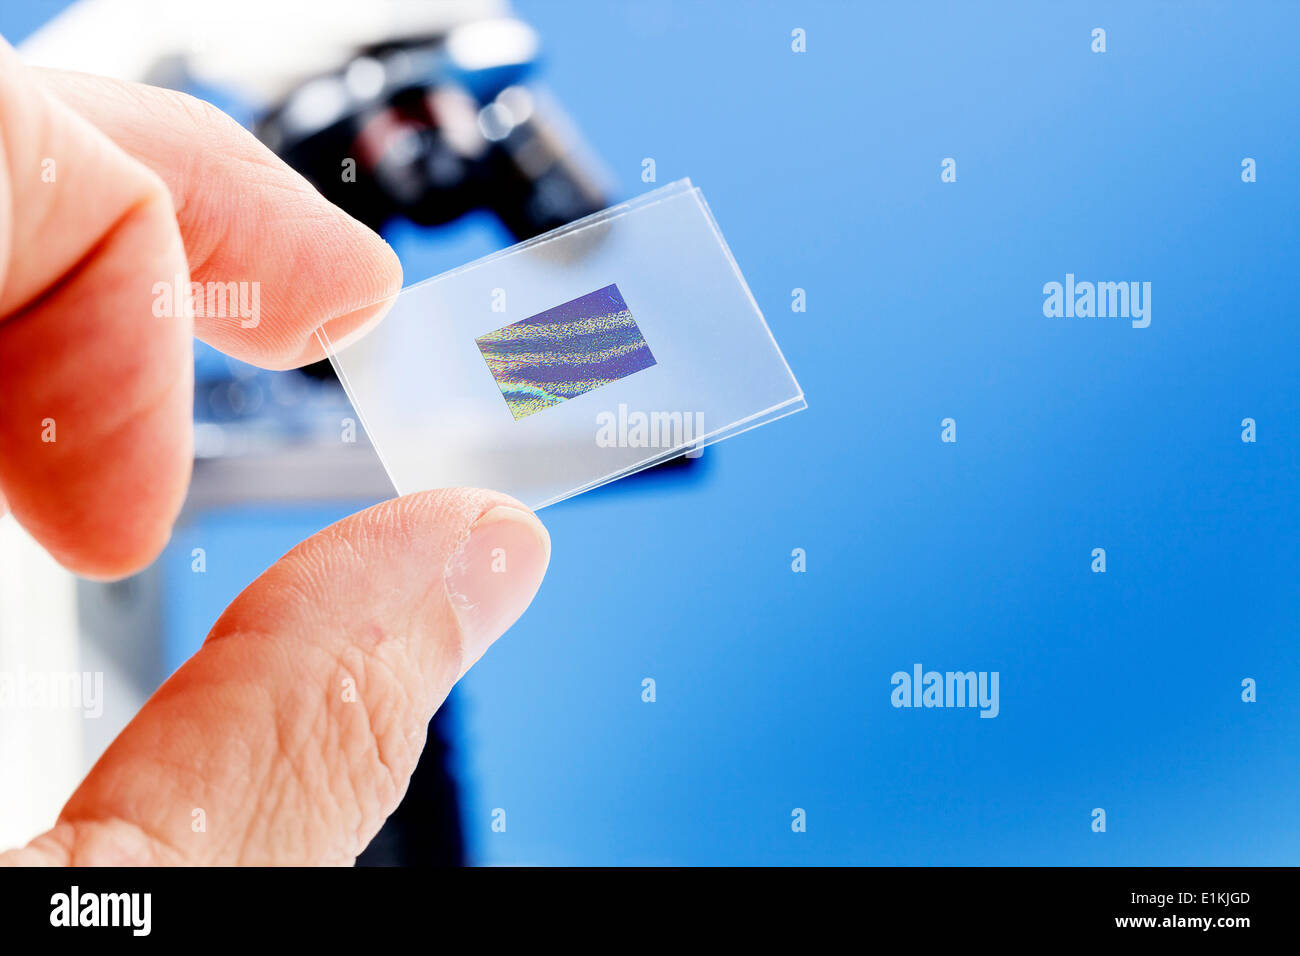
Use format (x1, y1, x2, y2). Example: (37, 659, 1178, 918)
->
(475, 283, 657, 420)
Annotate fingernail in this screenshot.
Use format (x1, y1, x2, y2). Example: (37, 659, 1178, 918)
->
(445, 504, 550, 673)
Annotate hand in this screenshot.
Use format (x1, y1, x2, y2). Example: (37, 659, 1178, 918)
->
(0, 38, 549, 865)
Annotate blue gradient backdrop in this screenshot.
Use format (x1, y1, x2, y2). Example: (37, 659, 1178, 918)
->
(7, 1, 1298, 864)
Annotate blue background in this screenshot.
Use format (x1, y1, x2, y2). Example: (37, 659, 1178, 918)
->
(7, 1, 1299, 864)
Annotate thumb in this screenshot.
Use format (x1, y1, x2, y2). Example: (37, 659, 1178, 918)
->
(2, 489, 549, 866)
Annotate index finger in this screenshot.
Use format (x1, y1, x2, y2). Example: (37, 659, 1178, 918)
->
(36, 66, 403, 370)
(0, 50, 399, 578)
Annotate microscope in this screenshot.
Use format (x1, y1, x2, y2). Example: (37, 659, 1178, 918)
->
(257, 18, 608, 242)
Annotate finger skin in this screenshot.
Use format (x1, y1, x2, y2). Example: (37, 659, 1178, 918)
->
(0, 40, 193, 578)
(0, 48, 403, 576)
(1, 489, 550, 866)
(35, 67, 403, 370)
